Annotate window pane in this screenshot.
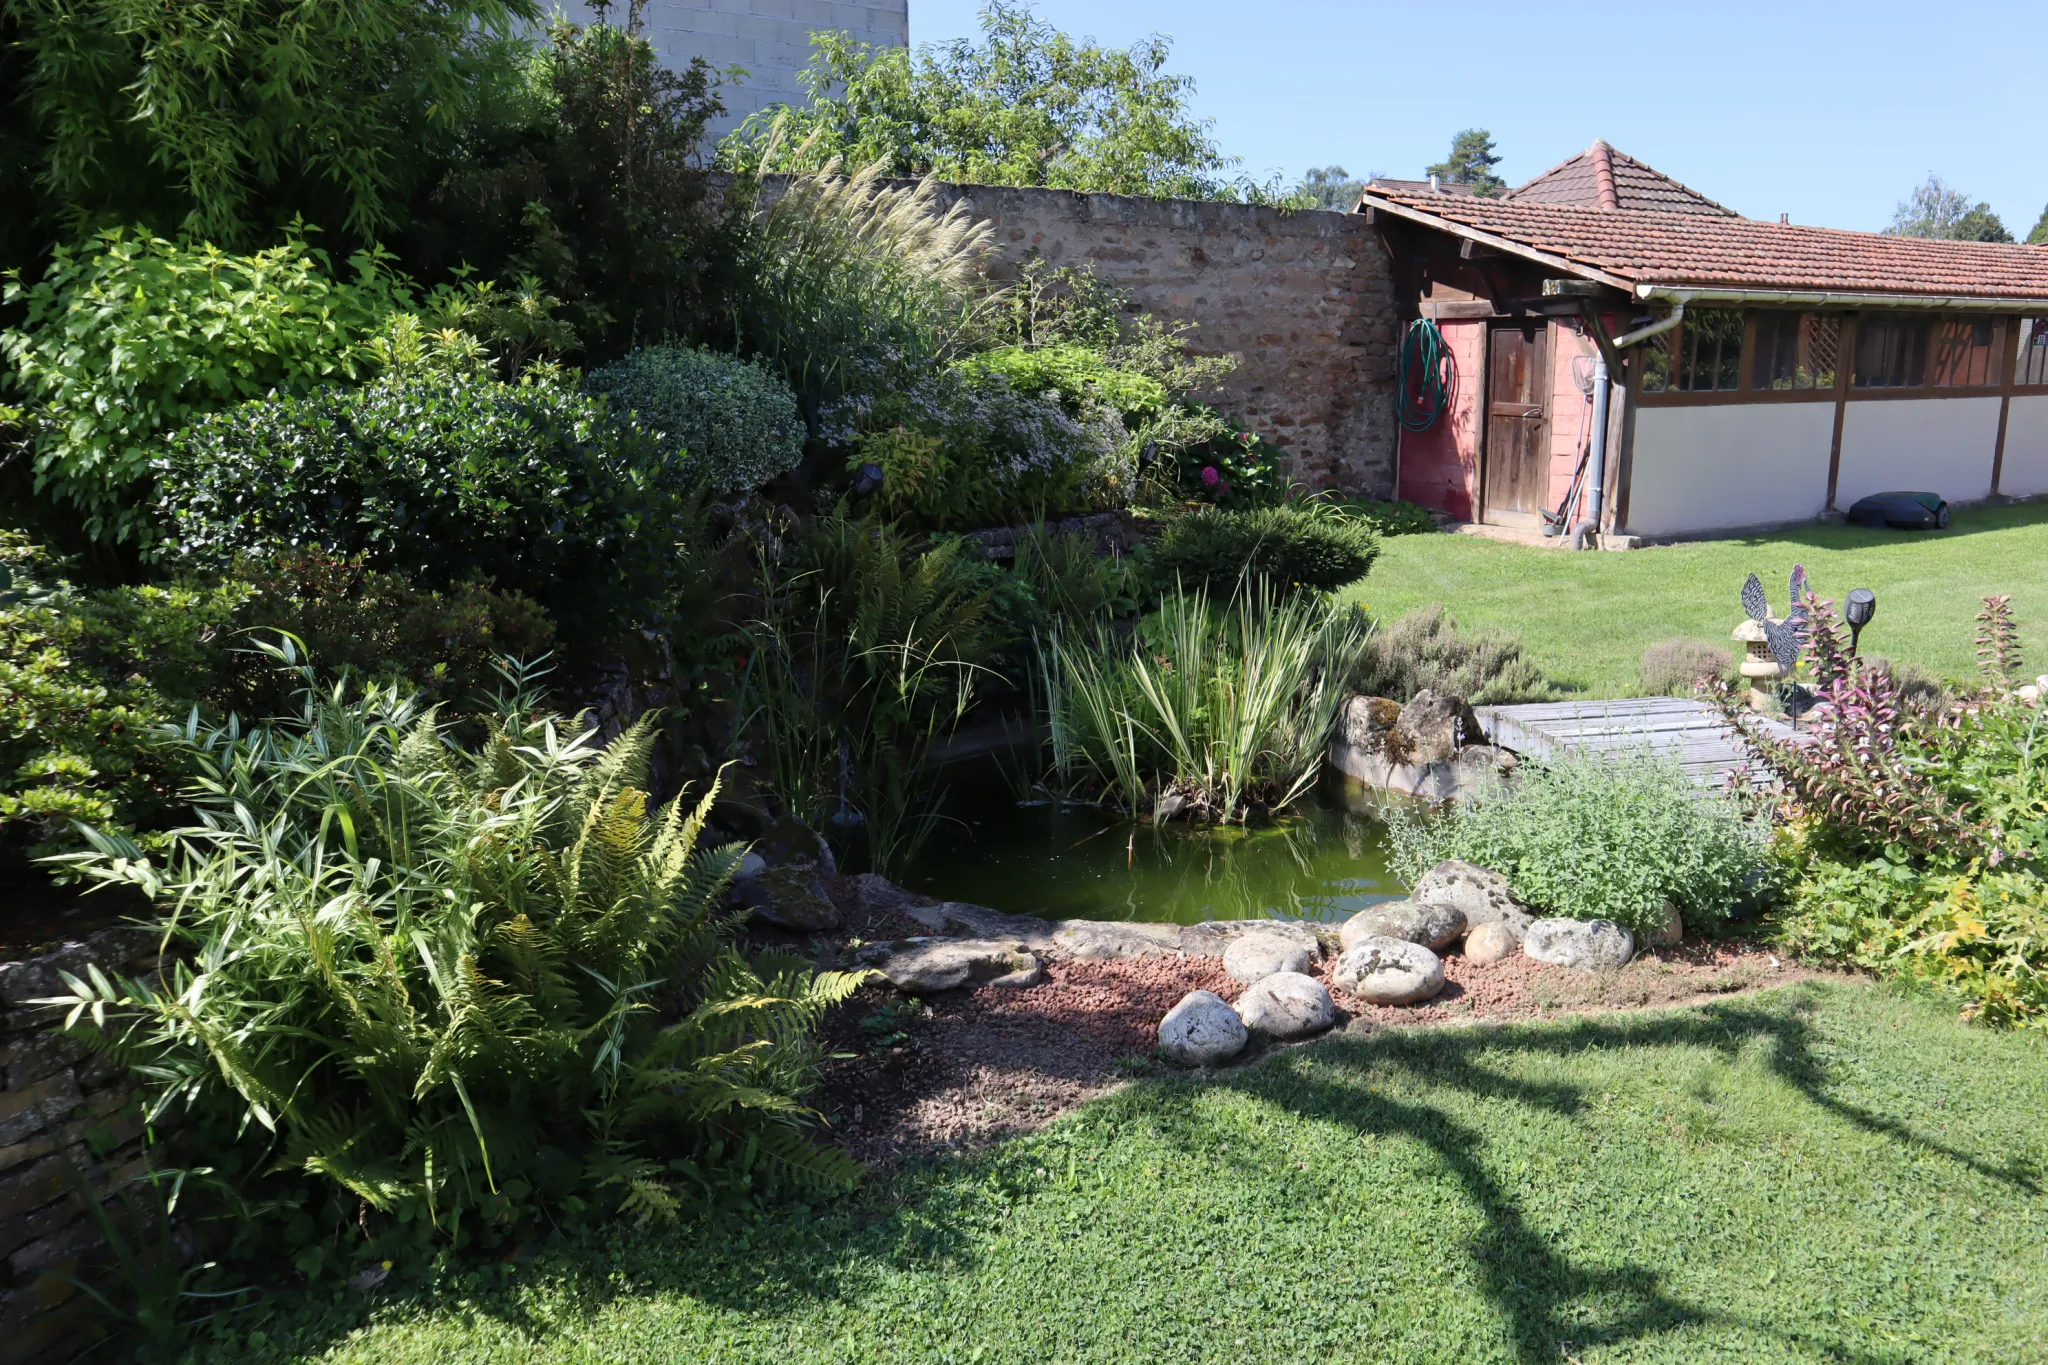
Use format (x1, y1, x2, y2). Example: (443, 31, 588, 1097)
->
(1640, 328, 1672, 393)
(1674, 309, 1744, 392)
(1752, 313, 1839, 390)
(1853, 316, 1930, 388)
(2021, 318, 2048, 386)
(1931, 316, 2000, 387)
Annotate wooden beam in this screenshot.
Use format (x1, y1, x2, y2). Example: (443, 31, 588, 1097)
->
(1357, 194, 1637, 293)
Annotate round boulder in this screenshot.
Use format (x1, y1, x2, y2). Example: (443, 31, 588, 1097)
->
(1157, 990, 1248, 1066)
(1411, 860, 1533, 935)
(1463, 920, 1521, 965)
(1643, 900, 1685, 948)
(1235, 972, 1336, 1040)
(1331, 935, 1446, 1005)
(1224, 930, 1317, 984)
(1523, 918, 1635, 972)
(1339, 898, 1466, 952)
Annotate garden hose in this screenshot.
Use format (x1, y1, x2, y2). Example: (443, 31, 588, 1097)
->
(1397, 316, 1455, 433)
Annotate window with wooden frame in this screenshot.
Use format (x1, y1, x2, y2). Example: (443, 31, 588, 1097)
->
(1750, 313, 1841, 390)
(1852, 315, 1932, 388)
(1929, 316, 2003, 388)
(1639, 308, 1745, 393)
(2015, 318, 2048, 387)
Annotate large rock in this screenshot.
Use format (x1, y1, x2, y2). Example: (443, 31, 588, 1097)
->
(1522, 918, 1635, 972)
(1643, 900, 1685, 948)
(1235, 972, 1336, 1040)
(1157, 990, 1248, 1066)
(1463, 921, 1521, 965)
(1178, 919, 1328, 959)
(1337, 695, 1402, 751)
(1224, 931, 1316, 984)
(1387, 690, 1478, 765)
(1331, 936, 1446, 1005)
(741, 867, 841, 932)
(1412, 860, 1533, 936)
(1338, 898, 1466, 952)
(859, 938, 1043, 994)
(1052, 919, 1182, 960)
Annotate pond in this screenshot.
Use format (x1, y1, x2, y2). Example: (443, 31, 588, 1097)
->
(898, 763, 1409, 926)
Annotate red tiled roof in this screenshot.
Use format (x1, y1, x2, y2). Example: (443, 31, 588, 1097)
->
(1362, 191, 2048, 302)
(1507, 141, 1737, 217)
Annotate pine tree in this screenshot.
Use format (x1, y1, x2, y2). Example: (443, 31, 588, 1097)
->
(1426, 129, 1505, 196)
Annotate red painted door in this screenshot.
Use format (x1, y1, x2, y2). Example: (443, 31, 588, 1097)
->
(1484, 323, 1550, 524)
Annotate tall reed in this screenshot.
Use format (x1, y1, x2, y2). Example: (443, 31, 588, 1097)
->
(1041, 582, 1369, 823)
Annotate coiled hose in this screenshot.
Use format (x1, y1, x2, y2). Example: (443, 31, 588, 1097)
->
(1397, 316, 1455, 433)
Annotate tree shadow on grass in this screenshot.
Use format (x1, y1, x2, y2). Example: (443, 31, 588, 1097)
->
(255, 983, 2034, 1362)
(1122, 982, 2035, 1364)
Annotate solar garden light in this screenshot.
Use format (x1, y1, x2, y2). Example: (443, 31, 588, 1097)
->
(851, 462, 885, 498)
(1845, 588, 1877, 655)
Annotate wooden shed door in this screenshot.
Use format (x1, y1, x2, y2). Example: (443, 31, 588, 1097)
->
(1483, 323, 1550, 523)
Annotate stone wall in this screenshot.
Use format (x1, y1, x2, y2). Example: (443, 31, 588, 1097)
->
(924, 184, 1402, 497)
(0, 927, 163, 1365)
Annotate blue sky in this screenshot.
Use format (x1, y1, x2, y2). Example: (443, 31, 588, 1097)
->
(907, 0, 2048, 235)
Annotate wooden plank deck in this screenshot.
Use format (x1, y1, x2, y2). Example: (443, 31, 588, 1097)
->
(1475, 697, 1793, 786)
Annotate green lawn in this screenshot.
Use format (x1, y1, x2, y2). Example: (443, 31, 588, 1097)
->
(1348, 502, 2048, 697)
(221, 982, 2048, 1364)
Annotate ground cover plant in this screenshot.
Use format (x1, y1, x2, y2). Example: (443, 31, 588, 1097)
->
(1388, 748, 1771, 937)
(49, 665, 864, 1266)
(1350, 501, 2048, 696)
(176, 983, 2048, 1362)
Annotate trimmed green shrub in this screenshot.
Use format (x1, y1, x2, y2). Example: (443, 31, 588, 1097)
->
(155, 374, 695, 639)
(584, 346, 806, 493)
(51, 675, 866, 1259)
(1150, 502, 1379, 596)
(0, 231, 414, 544)
(1388, 749, 1770, 936)
(1354, 604, 1555, 704)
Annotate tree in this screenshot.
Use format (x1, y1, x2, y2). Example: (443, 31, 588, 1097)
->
(1293, 166, 1372, 211)
(0, 0, 536, 277)
(719, 0, 1275, 201)
(2027, 204, 2048, 246)
(1427, 129, 1505, 196)
(1887, 174, 2012, 242)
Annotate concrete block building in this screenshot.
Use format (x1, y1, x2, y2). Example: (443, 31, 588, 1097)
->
(559, 0, 910, 136)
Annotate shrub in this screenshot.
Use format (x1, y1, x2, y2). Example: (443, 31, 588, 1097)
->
(1728, 592, 2048, 1027)
(0, 231, 414, 544)
(1337, 497, 1438, 537)
(1150, 502, 1379, 597)
(227, 551, 555, 712)
(1642, 638, 1735, 696)
(1043, 583, 1369, 822)
(1353, 604, 1555, 704)
(1388, 748, 1770, 937)
(850, 368, 1132, 528)
(959, 344, 1168, 421)
(584, 347, 806, 493)
(1162, 419, 1292, 506)
(49, 672, 867, 1258)
(155, 373, 695, 640)
(0, 535, 245, 864)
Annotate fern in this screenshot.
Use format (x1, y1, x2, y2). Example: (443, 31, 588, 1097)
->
(44, 654, 865, 1249)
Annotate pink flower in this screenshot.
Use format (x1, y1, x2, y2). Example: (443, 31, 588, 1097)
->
(1218, 478, 1232, 497)
(1200, 466, 1220, 487)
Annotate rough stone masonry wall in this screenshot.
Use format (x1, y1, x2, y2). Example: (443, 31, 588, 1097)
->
(926, 183, 1402, 497)
(0, 927, 164, 1365)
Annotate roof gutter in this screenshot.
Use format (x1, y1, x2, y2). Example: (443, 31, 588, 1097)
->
(1635, 284, 2048, 313)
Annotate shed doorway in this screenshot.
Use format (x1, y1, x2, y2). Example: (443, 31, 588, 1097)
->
(1482, 321, 1551, 527)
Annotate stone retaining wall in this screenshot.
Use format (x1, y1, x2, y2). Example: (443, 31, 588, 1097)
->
(0, 927, 163, 1364)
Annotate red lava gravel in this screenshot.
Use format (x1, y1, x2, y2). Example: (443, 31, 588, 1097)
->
(810, 903, 1819, 1169)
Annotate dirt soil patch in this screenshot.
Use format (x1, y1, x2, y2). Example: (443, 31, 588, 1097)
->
(814, 933, 1821, 1170)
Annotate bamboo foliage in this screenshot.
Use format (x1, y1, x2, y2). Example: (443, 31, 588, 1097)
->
(46, 657, 864, 1244)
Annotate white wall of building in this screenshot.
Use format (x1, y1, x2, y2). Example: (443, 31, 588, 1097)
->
(560, 0, 911, 138)
(1625, 403, 1836, 537)
(1995, 395, 2048, 499)
(1835, 397, 2002, 509)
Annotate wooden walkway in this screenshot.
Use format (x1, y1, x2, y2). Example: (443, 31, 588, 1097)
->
(1474, 697, 1794, 786)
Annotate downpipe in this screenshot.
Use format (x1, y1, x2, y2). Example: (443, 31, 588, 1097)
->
(1567, 300, 1685, 548)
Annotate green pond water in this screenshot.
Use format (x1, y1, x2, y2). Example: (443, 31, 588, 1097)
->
(898, 767, 1409, 926)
